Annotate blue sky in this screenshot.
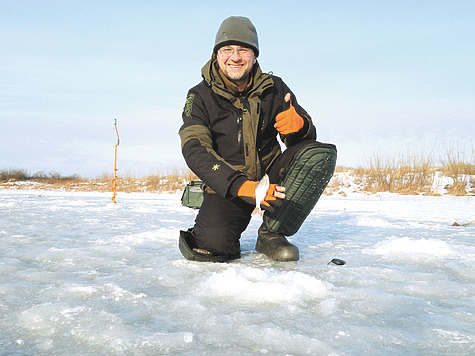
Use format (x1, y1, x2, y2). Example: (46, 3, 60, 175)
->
(1, 1, 474, 177)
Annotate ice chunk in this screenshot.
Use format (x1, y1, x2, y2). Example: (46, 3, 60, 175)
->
(196, 266, 330, 305)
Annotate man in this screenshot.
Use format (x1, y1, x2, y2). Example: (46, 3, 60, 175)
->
(179, 16, 336, 262)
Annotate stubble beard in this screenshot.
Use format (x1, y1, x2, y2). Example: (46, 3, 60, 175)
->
(226, 72, 250, 88)
(223, 64, 254, 89)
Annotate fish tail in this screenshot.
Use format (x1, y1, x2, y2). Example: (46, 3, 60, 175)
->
(252, 207, 263, 217)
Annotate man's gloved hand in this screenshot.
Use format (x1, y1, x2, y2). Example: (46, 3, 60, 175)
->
(274, 93, 304, 135)
(237, 180, 285, 213)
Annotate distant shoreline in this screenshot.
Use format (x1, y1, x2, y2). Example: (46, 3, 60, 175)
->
(1, 168, 473, 196)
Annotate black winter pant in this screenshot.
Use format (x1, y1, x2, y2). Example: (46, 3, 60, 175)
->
(190, 140, 335, 257)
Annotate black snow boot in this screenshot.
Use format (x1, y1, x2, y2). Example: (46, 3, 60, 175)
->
(255, 225, 299, 262)
(179, 229, 239, 263)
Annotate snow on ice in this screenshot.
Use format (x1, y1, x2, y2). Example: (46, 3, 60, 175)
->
(0, 189, 474, 355)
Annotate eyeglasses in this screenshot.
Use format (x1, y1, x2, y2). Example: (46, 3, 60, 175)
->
(219, 46, 254, 58)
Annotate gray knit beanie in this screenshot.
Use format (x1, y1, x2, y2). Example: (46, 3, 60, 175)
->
(213, 16, 259, 56)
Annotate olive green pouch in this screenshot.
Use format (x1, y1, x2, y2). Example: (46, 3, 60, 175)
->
(264, 142, 337, 236)
(181, 181, 204, 209)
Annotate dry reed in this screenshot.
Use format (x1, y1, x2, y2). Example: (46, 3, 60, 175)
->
(325, 144, 473, 196)
(2, 144, 473, 196)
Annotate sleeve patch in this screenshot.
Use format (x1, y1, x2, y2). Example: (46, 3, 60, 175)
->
(184, 93, 196, 118)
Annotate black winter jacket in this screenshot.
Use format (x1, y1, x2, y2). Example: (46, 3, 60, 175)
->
(179, 58, 316, 198)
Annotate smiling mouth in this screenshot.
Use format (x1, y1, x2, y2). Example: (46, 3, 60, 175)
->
(228, 64, 244, 69)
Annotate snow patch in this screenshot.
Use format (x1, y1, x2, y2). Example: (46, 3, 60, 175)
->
(366, 237, 456, 260)
(197, 266, 330, 305)
(433, 328, 473, 345)
(354, 216, 395, 227)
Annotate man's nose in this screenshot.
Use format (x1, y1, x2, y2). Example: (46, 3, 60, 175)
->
(230, 50, 243, 60)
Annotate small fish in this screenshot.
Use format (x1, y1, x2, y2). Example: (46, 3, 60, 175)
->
(252, 174, 270, 217)
(193, 248, 212, 255)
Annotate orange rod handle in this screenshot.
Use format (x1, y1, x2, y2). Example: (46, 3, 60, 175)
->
(112, 119, 120, 203)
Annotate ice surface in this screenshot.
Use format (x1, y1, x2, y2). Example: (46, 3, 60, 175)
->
(0, 190, 474, 355)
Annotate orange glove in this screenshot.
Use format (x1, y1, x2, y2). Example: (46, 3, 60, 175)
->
(275, 100, 304, 135)
(237, 180, 281, 213)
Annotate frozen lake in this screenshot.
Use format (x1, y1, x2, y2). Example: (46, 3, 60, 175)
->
(0, 189, 474, 355)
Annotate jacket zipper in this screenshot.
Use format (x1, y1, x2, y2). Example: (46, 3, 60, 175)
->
(238, 95, 251, 157)
(239, 94, 264, 177)
(237, 111, 244, 154)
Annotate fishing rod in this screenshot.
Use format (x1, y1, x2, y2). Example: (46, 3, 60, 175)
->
(112, 119, 120, 203)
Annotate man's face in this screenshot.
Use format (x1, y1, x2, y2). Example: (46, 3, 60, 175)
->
(216, 45, 257, 88)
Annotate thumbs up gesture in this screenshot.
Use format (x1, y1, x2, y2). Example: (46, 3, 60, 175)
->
(274, 93, 304, 135)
